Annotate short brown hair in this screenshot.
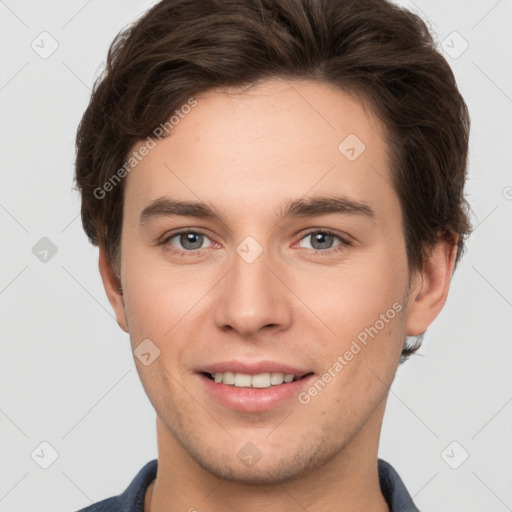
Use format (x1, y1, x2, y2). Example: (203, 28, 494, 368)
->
(75, 0, 472, 360)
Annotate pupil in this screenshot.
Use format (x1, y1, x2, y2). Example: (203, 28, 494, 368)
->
(312, 232, 333, 250)
(181, 232, 203, 250)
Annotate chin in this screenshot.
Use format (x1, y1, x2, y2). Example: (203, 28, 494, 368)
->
(181, 431, 342, 486)
(194, 453, 316, 485)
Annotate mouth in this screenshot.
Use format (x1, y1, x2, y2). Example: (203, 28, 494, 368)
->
(202, 371, 312, 388)
(198, 362, 315, 412)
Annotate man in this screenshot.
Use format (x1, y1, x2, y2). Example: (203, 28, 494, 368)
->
(74, 0, 471, 510)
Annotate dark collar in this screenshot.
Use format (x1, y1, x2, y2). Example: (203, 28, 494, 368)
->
(77, 458, 419, 511)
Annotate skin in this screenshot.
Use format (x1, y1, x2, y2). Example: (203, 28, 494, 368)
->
(99, 78, 458, 512)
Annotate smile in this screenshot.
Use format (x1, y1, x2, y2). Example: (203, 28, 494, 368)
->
(205, 371, 307, 388)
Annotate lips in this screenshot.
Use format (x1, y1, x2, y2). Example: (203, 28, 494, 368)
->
(198, 360, 314, 412)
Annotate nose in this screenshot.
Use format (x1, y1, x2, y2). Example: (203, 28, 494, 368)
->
(213, 244, 293, 339)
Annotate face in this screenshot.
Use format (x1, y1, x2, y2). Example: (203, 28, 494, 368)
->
(103, 78, 435, 484)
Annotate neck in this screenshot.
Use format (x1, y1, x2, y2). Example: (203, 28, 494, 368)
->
(147, 402, 389, 512)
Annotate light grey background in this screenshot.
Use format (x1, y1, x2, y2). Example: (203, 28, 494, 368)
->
(0, 1, 511, 511)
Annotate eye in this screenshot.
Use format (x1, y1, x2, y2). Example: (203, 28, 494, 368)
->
(165, 230, 213, 252)
(296, 230, 350, 252)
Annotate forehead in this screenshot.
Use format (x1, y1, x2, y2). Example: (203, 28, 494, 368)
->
(124, 78, 396, 223)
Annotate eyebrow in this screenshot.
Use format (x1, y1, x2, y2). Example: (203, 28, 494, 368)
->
(139, 195, 375, 225)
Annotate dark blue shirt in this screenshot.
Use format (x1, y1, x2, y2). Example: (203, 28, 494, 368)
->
(76, 458, 419, 511)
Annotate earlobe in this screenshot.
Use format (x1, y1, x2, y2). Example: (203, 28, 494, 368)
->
(98, 245, 129, 332)
(405, 235, 459, 336)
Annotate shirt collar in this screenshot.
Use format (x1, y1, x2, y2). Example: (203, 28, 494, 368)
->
(88, 458, 418, 512)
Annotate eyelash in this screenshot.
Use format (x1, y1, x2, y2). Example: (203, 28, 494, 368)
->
(160, 228, 352, 257)
(293, 229, 352, 255)
(161, 228, 214, 258)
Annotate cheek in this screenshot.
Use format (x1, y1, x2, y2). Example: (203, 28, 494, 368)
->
(299, 303, 406, 426)
(121, 268, 168, 347)
(120, 257, 221, 377)
(300, 248, 407, 339)
(290, 241, 409, 397)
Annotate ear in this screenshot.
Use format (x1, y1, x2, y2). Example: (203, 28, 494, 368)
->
(98, 245, 128, 332)
(405, 234, 459, 336)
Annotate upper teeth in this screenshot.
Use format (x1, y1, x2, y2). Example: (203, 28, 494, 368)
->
(213, 372, 296, 388)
